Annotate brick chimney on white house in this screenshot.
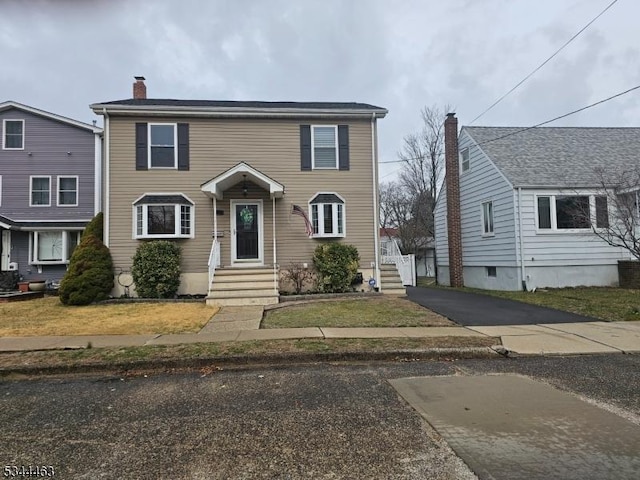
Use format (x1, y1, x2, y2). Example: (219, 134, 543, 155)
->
(133, 76, 147, 99)
(444, 113, 464, 287)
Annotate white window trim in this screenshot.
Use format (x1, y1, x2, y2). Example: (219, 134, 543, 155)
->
(481, 200, 494, 237)
(460, 147, 470, 173)
(0, 175, 2, 207)
(308, 192, 346, 238)
(311, 125, 338, 170)
(132, 203, 195, 239)
(29, 175, 51, 207)
(148, 123, 178, 169)
(57, 175, 79, 207)
(29, 230, 81, 265)
(2, 119, 24, 150)
(535, 193, 605, 234)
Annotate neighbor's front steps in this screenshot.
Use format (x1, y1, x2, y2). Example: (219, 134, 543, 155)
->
(207, 267, 279, 306)
(380, 263, 406, 295)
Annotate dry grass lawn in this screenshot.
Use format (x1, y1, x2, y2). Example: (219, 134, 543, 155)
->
(0, 297, 219, 337)
(262, 296, 454, 328)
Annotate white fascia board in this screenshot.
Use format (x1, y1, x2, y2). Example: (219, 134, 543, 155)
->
(0, 101, 103, 133)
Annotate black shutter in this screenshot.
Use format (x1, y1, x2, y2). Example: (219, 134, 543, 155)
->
(300, 125, 312, 171)
(338, 125, 349, 171)
(135, 123, 148, 170)
(177, 123, 189, 171)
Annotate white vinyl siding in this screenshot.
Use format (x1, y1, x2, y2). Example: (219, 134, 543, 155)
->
(458, 130, 517, 268)
(311, 125, 338, 169)
(518, 188, 632, 267)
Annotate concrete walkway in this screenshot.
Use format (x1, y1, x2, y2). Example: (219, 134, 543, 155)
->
(0, 304, 639, 355)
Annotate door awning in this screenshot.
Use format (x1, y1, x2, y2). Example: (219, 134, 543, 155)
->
(201, 162, 285, 200)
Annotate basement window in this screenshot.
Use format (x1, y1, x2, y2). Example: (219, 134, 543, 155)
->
(486, 266, 497, 277)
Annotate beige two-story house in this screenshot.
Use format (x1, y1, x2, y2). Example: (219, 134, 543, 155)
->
(91, 77, 396, 305)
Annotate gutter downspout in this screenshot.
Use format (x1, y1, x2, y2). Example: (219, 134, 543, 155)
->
(371, 113, 381, 290)
(272, 196, 277, 295)
(103, 108, 110, 247)
(517, 187, 526, 290)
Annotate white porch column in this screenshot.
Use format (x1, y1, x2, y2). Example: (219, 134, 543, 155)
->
(213, 197, 218, 246)
(272, 196, 277, 294)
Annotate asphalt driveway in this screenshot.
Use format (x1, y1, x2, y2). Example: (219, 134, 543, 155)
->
(406, 286, 598, 326)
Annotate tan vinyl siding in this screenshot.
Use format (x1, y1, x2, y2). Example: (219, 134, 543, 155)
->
(107, 117, 376, 274)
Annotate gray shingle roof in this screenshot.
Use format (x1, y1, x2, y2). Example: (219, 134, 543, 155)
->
(94, 98, 385, 111)
(463, 126, 640, 187)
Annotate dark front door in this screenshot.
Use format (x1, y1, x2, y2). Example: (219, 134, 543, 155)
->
(234, 203, 259, 261)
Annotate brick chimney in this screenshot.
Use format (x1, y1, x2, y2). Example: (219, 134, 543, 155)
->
(133, 76, 147, 99)
(444, 113, 464, 287)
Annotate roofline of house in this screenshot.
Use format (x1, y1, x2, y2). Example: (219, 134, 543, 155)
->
(0, 101, 103, 134)
(89, 103, 388, 119)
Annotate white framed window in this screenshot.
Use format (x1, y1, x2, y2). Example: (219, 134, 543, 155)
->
(29, 230, 80, 264)
(3, 119, 24, 150)
(481, 201, 494, 236)
(309, 192, 345, 238)
(0, 175, 2, 206)
(133, 194, 194, 239)
(311, 125, 338, 169)
(460, 147, 470, 173)
(536, 194, 608, 231)
(57, 176, 78, 206)
(148, 123, 177, 169)
(30, 176, 51, 206)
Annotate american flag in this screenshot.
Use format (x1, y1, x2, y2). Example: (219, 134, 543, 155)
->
(291, 204, 314, 237)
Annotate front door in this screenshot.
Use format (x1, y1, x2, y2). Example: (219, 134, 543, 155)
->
(231, 200, 262, 264)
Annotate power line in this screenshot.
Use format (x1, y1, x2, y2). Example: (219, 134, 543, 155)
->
(469, 0, 619, 125)
(475, 83, 640, 146)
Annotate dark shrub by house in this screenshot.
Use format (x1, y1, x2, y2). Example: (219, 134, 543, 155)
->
(132, 241, 182, 298)
(59, 234, 114, 305)
(313, 243, 359, 293)
(82, 211, 104, 241)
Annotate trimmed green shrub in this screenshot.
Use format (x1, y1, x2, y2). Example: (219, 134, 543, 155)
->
(312, 243, 360, 293)
(131, 241, 181, 298)
(59, 234, 114, 305)
(82, 212, 104, 241)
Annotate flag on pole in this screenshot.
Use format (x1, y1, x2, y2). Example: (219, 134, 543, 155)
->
(292, 204, 314, 237)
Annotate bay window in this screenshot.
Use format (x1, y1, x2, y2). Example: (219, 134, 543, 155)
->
(309, 193, 345, 238)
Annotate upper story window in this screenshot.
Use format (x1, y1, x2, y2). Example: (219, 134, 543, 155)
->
(460, 147, 470, 173)
(481, 201, 494, 235)
(57, 176, 78, 206)
(300, 125, 350, 171)
(30, 176, 51, 207)
(312, 126, 338, 169)
(537, 195, 608, 231)
(30, 230, 80, 264)
(135, 122, 189, 171)
(309, 192, 345, 238)
(149, 123, 177, 168)
(133, 193, 194, 239)
(3, 119, 24, 150)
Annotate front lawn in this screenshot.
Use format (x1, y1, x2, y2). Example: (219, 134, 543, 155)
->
(262, 297, 454, 328)
(466, 286, 640, 322)
(0, 297, 219, 337)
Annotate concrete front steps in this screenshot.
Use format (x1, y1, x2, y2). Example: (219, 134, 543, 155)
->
(380, 263, 406, 295)
(206, 267, 279, 306)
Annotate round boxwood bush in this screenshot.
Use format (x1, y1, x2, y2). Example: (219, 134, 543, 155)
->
(82, 212, 104, 241)
(132, 241, 182, 298)
(59, 234, 114, 305)
(312, 243, 360, 293)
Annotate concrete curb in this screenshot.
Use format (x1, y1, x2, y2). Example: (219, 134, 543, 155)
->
(0, 347, 499, 377)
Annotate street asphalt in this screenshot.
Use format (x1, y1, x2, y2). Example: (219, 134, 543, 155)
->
(1, 355, 638, 479)
(406, 286, 598, 326)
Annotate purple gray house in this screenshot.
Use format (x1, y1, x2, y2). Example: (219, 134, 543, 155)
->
(0, 101, 102, 284)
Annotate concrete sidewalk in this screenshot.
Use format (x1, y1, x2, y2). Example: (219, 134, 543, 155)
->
(0, 303, 638, 355)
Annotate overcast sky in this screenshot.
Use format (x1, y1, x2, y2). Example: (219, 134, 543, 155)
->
(2, 0, 638, 180)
